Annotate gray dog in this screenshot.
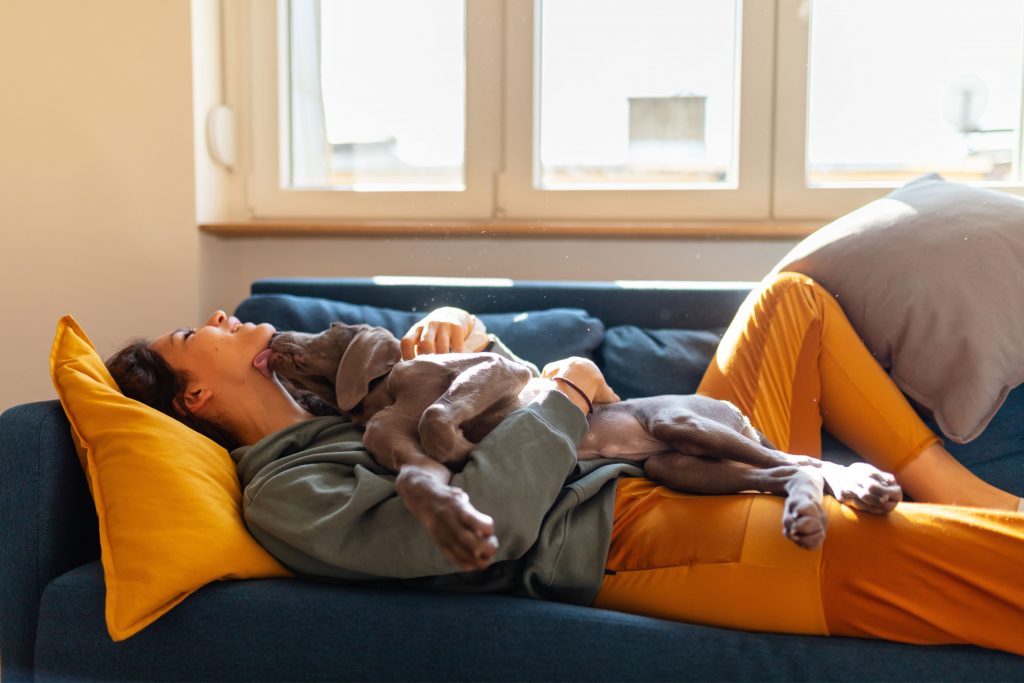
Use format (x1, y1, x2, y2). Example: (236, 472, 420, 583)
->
(267, 323, 901, 557)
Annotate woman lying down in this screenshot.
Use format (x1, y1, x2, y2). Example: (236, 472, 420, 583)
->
(106, 272, 1024, 655)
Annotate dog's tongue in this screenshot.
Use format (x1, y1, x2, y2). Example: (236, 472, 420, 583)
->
(252, 348, 274, 378)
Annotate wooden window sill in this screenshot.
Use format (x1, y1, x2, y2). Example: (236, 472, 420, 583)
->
(199, 220, 820, 239)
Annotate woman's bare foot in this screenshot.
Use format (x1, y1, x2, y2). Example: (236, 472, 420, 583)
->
(782, 468, 828, 550)
(395, 471, 498, 570)
(820, 461, 902, 514)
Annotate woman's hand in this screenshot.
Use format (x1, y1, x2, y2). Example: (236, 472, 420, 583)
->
(401, 307, 489, 360)
(541, 357, 620, 414)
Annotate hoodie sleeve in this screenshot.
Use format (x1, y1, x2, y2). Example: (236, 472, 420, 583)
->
(240, 389, 587, 580)
(484, 334, 541, 377)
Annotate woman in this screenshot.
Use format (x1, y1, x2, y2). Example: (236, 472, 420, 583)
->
(106, 272, 1024, 655)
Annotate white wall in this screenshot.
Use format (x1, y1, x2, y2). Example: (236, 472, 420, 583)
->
(199, 234, 798, 315)
(0, 0, 199, 411)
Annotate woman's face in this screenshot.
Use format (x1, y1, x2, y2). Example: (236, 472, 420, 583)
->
(150, 310, 276, 389)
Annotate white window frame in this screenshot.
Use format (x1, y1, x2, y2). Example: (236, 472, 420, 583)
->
(246, 0, 502, 219)
(772, 0, 1024, 220)
(498, 0, 775, 221)
(237, 0, 1024, 225)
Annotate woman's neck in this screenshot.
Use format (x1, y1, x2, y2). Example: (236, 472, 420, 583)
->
(225, 380, 316, 446)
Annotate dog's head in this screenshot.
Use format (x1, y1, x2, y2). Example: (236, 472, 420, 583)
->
(269, 322, 401, 412)
(268, 328, 336, 376)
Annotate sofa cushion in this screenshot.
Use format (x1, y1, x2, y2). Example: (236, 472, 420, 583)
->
(36, 561, 1024, 682)
(235, 294, 605, 369)
(47, 316, 290, 641)
(599, 326, 723, 399)
(774, 174, 1024, 443)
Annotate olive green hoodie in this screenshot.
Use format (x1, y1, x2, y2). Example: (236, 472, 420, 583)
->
(231, 390, 643, 605)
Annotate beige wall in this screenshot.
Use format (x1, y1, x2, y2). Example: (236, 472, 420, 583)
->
(0, 0, 199, 411)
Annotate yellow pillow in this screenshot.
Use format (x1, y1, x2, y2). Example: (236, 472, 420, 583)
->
(49, 315, 291, 641)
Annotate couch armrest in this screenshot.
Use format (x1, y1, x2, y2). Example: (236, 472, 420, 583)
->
(0, 400, 99, 682)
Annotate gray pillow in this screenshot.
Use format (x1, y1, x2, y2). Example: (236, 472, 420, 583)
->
(773, 173, 1024, 443)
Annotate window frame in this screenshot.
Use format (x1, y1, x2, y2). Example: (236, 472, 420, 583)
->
(772, 0, 1024, 220)
(237, 0, 1024, 226)
(246, 0, 503, 220)
(498, 0, 775, 221)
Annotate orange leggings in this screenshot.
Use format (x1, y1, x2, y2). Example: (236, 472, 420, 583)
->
(593, 272, 1024, 654)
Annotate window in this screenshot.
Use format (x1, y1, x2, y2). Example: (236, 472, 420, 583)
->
(247, 0, 500, 219)
(291, 0, 466, 190)
(806, 0, 1024, 186)
(774, 0, 1024, 219)
(536, 0, 739, 188)
(241, 0, 1024, 225)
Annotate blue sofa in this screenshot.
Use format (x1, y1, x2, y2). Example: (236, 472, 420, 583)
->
(3, 277, 1023, 682)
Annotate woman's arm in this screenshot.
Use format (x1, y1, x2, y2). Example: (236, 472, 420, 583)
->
(239, 388, 590, 580)
(399, 306, 543, 375)
(244, 306, 617, 577)
(400, 306, 620, 411)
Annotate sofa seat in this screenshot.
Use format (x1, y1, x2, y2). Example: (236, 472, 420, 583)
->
(33, 561, 1024, 682)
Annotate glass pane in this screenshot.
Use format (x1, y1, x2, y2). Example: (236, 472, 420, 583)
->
(290, 0, 465, 191)
(807, 0, 1024, 185)
(538, 0, 740, 189)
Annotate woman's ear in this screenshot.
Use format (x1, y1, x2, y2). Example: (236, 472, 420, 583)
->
(177, 386, 212, 415)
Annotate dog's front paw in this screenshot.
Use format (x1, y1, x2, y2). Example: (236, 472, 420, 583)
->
(396, 473, 498, 571)
(419, 404, 474, 466)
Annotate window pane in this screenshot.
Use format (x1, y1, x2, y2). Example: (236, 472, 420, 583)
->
(290, 0, 465, 191)
(538, 0, 739, 189)
(807, 0, 1024, 185)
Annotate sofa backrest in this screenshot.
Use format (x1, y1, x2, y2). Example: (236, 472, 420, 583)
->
(250, 277, 755, 330)
(241, 276, 758, 398)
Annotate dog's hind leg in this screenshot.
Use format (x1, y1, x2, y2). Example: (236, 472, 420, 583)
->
(819, 460, 902, 513)
(645, 408, 812, 470)
(644, 453, 828, 550)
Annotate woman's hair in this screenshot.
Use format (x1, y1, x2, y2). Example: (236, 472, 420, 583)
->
(105, 340, 341, 451)
(105, 340, 243, 451)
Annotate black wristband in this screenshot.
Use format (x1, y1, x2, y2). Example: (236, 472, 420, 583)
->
(554, 376, 593, 415)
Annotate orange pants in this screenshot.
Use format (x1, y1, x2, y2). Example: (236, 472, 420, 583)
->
(593, 272, 1024, 654)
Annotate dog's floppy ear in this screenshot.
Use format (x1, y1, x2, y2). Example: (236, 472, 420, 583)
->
(335, 326, 402, 411)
